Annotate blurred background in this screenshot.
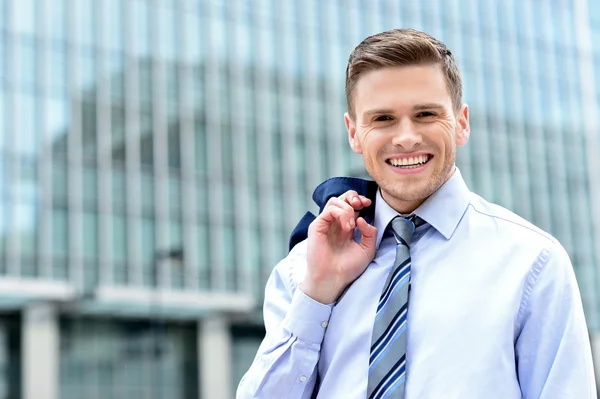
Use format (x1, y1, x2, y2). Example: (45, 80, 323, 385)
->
(0, 0, 600, 398)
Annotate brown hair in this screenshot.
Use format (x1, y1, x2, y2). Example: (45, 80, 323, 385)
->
(345, 28, 462, 119)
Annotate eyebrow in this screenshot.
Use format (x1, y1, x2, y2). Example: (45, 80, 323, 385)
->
(362, 103, 446, 116)
(412, 103, 446, 111)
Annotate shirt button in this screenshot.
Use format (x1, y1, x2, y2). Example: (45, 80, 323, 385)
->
(299, 376, 307, 382)
(321, 321, 328, 328)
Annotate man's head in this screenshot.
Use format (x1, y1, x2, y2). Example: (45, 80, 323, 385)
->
(344, 29, 470, 214)
(345, 29, 463, 120)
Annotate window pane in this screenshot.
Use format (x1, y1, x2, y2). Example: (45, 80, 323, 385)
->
(112, 214, 126, 262)
(48, 49, 67, 96)
(141, 217, 155, 285)
(0, 91, 5, 150)
(83, 211, 98, 259)
(83, 167, 97, 208)
(47, 0, 66, 42)
(131, 0, 150, 57)
(52, 209, 68, 256)
(15, 201, 36, 255)
(74, 0, 96, 48)
(12, 0, 36, 36)
(105, 0, 124, 51)
(14, 93, 38, 155)
(45, 95, 70, 145)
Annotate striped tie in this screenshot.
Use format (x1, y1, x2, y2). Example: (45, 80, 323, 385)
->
(367, 215, 417, 399)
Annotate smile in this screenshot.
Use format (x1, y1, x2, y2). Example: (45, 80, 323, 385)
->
(386, 154, 432, 169)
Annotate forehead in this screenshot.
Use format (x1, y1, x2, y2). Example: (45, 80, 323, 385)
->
(353, 64, 452, 114)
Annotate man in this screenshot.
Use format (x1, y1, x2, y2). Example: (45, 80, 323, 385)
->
(237, 29, 596, 398)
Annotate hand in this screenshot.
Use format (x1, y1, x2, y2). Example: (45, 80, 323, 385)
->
(301, 190, 377, 304)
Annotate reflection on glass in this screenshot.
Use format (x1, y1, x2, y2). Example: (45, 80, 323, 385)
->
(82, 211, 98, 259)
(12, 0, 36, 36)
(46, 96, 70, 144)
(14, 93, 38, 155)
(48, 49, 67, 96)
(60, 318, 197, 399)
(15, 202, 37, 255)
(182, 11, 202, 64)
(157, 4, 178, 60)
(52, 208, 68, 257)
(0, 91, 5, 150)
(131, 0, 151, 57)
(77, 50, 97, 94)
(111, 213, 126, 262)
(105, 0, 124, 52)
(0, 38, 5, 91)
(141, 172, 154, 212)
(48, 0, 66, 42)
(82, 167, 97, 207)
(112, 168, 126, 209)
(74, 0, 95, 48)
(140, 217, 155, 264)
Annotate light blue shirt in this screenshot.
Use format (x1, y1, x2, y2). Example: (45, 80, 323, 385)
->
(237, 169, 596, 398)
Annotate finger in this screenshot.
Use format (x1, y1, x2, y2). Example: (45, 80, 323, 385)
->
(356, 217, 377, 250)
(318, 205, 356, 231)
(326, 197, 357, 214)
(336, 192, 372, 211)
(338, 190, 360, 208)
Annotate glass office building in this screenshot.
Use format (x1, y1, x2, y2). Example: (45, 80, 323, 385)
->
(1, 0, 599, 397)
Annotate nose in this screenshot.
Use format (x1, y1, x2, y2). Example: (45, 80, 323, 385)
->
(391, 118, 421, 149)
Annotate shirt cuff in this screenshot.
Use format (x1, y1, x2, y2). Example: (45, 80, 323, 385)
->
(281, 287, 334, 345)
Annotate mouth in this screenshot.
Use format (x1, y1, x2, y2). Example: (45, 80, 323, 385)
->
(386, 154, 432, 169)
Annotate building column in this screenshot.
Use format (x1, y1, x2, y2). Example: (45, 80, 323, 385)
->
(22, 303, 59, 399)
(591, 332, 600, 394)
(199, 315, 232, 399)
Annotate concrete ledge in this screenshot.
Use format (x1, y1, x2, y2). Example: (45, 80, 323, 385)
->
(0, 278, 76, 306)
(72, 285, 256, 319)
(0, 278, 257, 320)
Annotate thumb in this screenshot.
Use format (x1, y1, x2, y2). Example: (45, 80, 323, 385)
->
(356, 217, 377, 253)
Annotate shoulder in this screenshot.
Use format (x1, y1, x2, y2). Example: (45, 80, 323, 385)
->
(466, 192, 558, 247)
(465, 193, 573, 273)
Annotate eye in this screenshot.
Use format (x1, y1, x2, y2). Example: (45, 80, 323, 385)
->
(416, 111, 436, 118)
(373, 115, 393, 122)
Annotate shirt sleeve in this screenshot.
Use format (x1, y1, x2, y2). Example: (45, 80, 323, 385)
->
(236, 244, 334, 399)
(515, 241, 597, 399)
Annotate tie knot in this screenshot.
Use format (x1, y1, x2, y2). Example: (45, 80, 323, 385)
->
(390, 216, 417, 246)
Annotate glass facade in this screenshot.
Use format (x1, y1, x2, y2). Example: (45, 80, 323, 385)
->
(0, 0, 599, 397)
(59, 318, 197, 399)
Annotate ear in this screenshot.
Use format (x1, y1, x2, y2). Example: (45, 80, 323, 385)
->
(455, 104, 470, 147)
(345, 112, 363, 154)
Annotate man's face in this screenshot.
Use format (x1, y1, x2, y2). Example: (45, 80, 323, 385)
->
(345, 64, 470, 214)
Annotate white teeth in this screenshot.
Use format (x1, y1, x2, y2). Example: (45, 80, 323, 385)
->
(389, 155, 429, 167)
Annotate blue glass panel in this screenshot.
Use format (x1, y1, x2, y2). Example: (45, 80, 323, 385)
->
(112, 213, 126, 262)
(131, 0, 150, 57)
(82, 211, 98, 259)
(0, 34, 5, 90)
(14, 38, 37, 92)
(48, 49, 67, 96)
(14, 93, 38, 155)
(106, 0, 124, 51)
(48, 0, 66, 43)
(0, 91, 4, 150)
(0, 0, 5, 28)
(15, 201, 36, 255)
(74, 0, 96, 48)
(157, 4, 178, 60)
(12, 0, 36, 36)
(45, 95, 70, 148)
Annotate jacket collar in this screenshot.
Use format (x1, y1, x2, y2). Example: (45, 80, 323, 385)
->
(288, 168, 471, 250)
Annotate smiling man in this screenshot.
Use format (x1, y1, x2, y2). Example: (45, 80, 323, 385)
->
(237, 29, 596, 399)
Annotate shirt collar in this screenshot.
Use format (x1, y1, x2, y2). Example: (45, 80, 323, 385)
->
(373, 167, 471, 247)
